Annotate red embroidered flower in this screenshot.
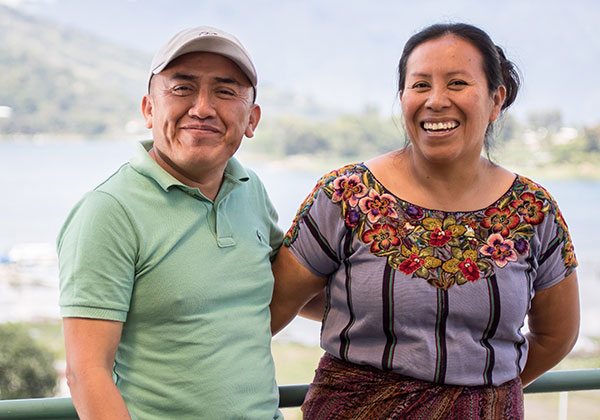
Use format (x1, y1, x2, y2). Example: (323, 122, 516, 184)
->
(331, 174, 368, 206)
(480, 207, 519, 237)
(458, 258, 480, 281)
(398, 254, 425, 275)
(428, 227, 453, 247)
(358, 189, 398, 223)
(361, 223, 400, 253)
(510, 192, 545, 225)
(480, 233, 518, 268)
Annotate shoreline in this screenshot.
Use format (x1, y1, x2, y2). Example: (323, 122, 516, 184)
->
(2, 137, 599, 181)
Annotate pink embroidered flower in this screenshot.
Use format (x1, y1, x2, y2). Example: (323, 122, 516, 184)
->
(361, 223, 400, 253)
(398, 254, 425, 275)
(331, 175, 368, 206)
(458, 258, 480, 281)
(480, 233, 518, 268)
(358, 189, 398, 223)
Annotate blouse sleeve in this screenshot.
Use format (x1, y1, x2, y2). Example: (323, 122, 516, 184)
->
(283, 174, 348, 278)
(532, 192, 578, 290)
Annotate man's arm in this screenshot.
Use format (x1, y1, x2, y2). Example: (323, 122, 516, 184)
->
(270, 246, 327, 335)
(63, 318, 131, 420)
(521, 272, 580, 387)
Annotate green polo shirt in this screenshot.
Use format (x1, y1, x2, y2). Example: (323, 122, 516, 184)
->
(58, 141, 283, 419)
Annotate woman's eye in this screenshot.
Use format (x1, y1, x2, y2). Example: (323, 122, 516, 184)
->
(411, 82, 429, 89)
(449, 80, 468, 88)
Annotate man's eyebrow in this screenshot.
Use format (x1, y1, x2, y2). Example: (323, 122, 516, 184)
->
(168, 74, 244, 87)
(169, 72, 199, 82)
(214, 76, 243, 86)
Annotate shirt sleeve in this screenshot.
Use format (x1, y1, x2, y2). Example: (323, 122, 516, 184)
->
(263, 185, 284, 260)
(532, 193, 578, 290)
(57, 190, 138, 321)
(284, 180, 346, 278)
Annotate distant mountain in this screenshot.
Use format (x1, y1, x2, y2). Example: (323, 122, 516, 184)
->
(0, 5, 340, 138)
(0, 5, 149, 136)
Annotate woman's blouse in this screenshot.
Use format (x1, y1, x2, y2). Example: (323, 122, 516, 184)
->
(285, 163, 577, 386)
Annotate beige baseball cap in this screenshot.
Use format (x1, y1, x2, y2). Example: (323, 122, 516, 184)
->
(148, 26, 257, 89)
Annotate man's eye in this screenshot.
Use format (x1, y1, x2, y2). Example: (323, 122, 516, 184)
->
(171, 86, 193, 95)
(216, 89, 236, 97)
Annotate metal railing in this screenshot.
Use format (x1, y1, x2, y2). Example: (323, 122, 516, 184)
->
(1, 369, 599, 419)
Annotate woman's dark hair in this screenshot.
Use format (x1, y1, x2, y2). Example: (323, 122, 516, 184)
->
(397, 23, 521, 152)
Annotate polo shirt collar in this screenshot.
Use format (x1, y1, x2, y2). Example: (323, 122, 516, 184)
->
(130, 141, 250, 193)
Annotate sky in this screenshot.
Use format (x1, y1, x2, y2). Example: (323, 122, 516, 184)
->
(4, 0, 600, 126)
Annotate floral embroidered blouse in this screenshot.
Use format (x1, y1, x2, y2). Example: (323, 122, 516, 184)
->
(285, 163, 577, 386)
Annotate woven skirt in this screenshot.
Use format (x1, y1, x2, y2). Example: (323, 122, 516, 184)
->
(301, 353, 524, 420)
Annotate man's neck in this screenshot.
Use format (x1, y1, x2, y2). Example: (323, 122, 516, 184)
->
(149, 148, 224, 201)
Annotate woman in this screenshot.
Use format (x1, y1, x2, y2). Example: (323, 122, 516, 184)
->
(270, 23, 579, 419)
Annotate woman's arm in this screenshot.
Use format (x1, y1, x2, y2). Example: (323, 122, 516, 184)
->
(270, 246, 327, 335)
(299, 290, 326, 321)
(521, 271, 580, 387)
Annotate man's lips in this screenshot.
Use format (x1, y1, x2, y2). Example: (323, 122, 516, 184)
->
(180, 124, 221, 133)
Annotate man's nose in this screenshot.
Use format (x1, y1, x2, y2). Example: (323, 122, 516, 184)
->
(189, 91, 216, 118)
(425, 87, 451, 111)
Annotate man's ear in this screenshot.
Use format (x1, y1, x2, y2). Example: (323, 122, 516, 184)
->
(244, 104, 261, 138)
(141, 95, 153, 129)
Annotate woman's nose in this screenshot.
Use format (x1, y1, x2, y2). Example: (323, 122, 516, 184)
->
(425, 87, 451, 110)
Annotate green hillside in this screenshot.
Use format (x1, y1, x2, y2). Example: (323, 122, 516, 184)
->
(0, 5, 148, 136)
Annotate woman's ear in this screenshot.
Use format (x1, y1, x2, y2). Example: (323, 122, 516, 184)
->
(490, 85, 507, 122)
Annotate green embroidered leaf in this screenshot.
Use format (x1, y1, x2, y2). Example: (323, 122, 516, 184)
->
(451, 247, 463, 259)
(424, 256, 442, 269)
(443, 216, 457, 229)
(448, 224, 467, 237)
(422, 217, 442, 231)
(442, 258, 460, 273)
(456, 273, 468, 285)
(416, 266, 429, 278)
(421, 246, 434, 257)
(464, 249, 478, 261)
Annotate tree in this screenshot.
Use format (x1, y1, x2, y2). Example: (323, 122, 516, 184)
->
(0, 323, 58, 399)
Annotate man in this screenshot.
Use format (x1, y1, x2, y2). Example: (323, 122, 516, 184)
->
(58, 26, 283, 419)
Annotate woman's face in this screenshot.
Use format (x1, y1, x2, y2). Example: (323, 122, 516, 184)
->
(400, 34, 506, 165)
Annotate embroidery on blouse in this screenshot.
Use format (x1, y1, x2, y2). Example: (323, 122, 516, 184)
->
(285, 164, 577, 290)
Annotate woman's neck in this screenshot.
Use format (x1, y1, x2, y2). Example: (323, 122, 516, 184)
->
(367, 147, 513, 212)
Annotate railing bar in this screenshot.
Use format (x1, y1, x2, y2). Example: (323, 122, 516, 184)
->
(1, 369, 599, 418)
(523, 369, 600, 394)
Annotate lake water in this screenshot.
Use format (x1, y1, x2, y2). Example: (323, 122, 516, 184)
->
(1, 140, 599, 347)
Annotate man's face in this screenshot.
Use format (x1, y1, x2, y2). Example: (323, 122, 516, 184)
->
(142, 52, 260, 185)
